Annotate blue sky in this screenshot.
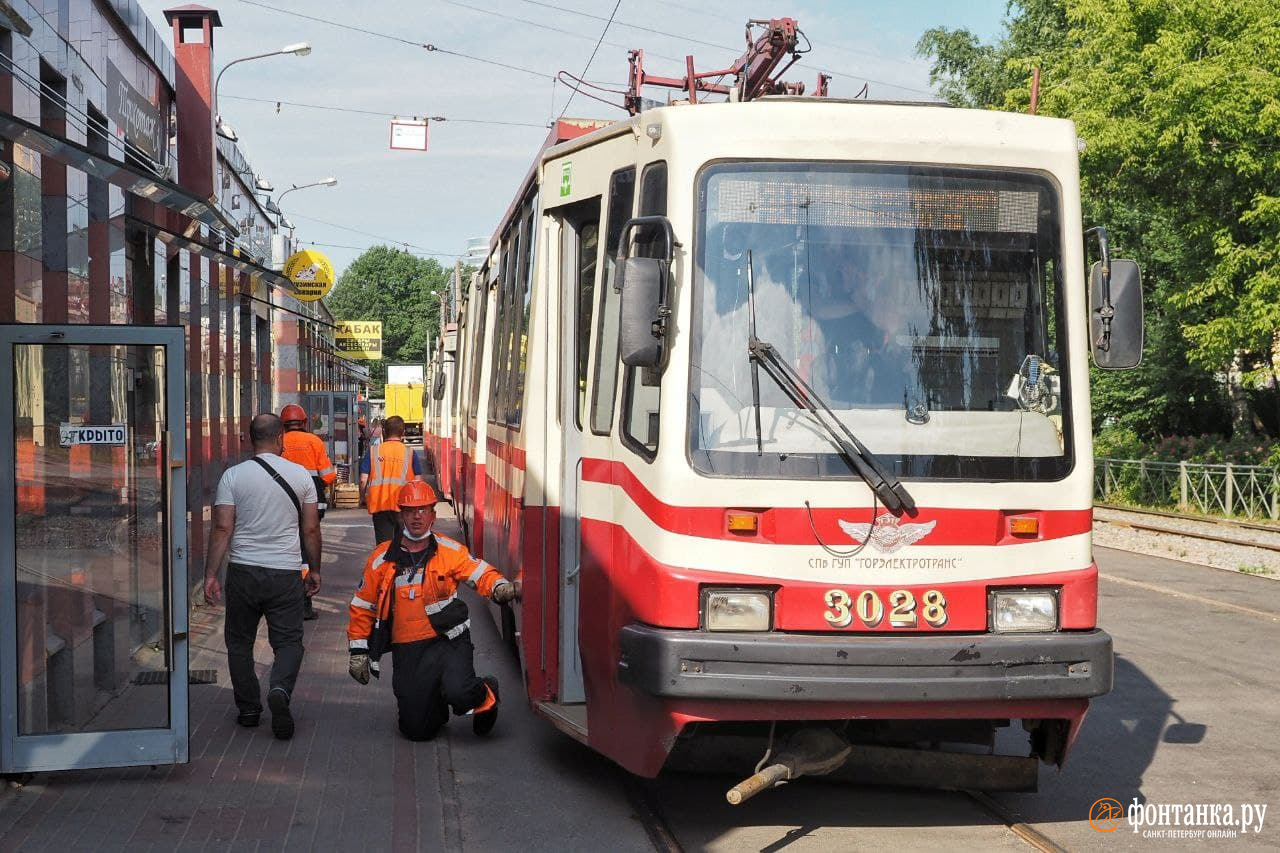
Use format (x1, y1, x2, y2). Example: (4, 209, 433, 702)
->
(138, 0, 1010, 276)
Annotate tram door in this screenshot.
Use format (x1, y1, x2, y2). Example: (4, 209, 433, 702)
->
(557, 204, 601, 703)
(0, 325, 188, 772)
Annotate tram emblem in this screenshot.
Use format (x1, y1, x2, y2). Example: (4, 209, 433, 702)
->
(838, 514, 937, 554)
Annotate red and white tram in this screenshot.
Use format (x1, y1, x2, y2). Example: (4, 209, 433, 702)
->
(426, 56, 1142, 792)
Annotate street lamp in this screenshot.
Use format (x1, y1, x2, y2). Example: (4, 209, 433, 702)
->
(213, 42, 312, 141)
(277, 177, 338, 207)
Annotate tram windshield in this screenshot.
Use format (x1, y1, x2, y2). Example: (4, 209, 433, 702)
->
(691, 162, 1072, 481)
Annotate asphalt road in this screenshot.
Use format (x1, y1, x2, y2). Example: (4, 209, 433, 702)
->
(456, 539, 1280, 852)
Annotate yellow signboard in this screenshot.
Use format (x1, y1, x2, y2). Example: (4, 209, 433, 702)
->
(336, 321, 383, 360)
(284, 249, 336, 302)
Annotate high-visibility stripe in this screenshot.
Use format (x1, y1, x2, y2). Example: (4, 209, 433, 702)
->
(437, 537, 462, 551)
(319, 465, 335, 477)
(425, 594, 456, 615)
(445, 621, 469, 640)
(351, 595, 376, 611)
(350, 639, 369, 650)
(466, 563, 490, 585)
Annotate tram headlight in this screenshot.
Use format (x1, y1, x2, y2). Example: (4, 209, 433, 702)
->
(990, 590, 1058, 633)
(702, 589, 772, 632)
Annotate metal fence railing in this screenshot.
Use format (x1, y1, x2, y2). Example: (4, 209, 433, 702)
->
(1094, 458, 1280, 521)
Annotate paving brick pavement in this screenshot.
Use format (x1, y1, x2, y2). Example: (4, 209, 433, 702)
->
(0, 507, 484, 852)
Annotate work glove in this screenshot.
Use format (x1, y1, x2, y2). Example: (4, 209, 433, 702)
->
(348, 652, 371, 685)
(491, 581, 518, 604)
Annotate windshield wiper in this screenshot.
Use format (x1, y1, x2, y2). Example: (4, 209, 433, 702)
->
(744, 252, 917, 515)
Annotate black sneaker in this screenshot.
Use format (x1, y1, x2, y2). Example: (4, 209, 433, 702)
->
(237, 711, 261, 728)
(303, 598, 319, 621)
(472, 677, 499, 736)
(268, 688, 294, 740)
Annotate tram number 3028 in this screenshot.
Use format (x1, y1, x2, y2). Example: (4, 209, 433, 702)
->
(823, 588, 948, 629)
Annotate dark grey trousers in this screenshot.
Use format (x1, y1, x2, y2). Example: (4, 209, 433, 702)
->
(372, 510, 400, 544)
(224, 562, 305, 715)
(391, 633, 487, 741)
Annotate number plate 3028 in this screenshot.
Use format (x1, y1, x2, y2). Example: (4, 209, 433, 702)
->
(823, 588, 948, 630)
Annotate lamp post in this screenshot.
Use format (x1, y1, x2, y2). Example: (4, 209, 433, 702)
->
(277, 177, 338, 207)
(213, 42, 312, 141)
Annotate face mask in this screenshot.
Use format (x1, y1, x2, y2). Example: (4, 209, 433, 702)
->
(401, 526, 431, 541)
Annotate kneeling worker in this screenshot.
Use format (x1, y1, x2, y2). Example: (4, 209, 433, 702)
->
(347, 481, 518, 739)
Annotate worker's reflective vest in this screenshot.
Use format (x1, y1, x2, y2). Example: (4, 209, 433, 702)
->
(347, 531, 507, 672)
(282, 429, 336, 513)
(365, 438, 413, 513)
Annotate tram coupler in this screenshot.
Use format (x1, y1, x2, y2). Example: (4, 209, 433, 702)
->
(725, 727, 852, 805)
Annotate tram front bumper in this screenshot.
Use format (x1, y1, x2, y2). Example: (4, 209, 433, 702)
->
(617, 624, 1112, 702)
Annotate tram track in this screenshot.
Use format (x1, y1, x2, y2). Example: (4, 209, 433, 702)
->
(628, 772, 1073, 853)
(964, 791, 1069, 853)
(1094, 504, 1280, 558)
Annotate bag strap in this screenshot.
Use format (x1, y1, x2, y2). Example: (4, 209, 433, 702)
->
(252, 456, 303, 526)
(253, 457, 307, 562)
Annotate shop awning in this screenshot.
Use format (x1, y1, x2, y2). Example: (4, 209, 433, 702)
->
(138, 217, 296, 294)
(0, 110, 237, 234)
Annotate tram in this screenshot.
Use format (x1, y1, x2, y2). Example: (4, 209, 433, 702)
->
(425, 21, 1143, 795)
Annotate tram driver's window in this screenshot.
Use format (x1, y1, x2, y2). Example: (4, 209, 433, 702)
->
(621, 161, 667, 458)
(590, 167, 636, 435)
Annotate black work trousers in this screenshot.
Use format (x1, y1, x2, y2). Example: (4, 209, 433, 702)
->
(224, 563, 305, 715)
(372, 510, 400, 544)
(390, 633, 488, 741)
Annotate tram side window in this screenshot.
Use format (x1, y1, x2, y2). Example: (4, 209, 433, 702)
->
(590, 167, 636, 435)
(573, 216, 600, 428)
(469, 270, 490, 418)
(509, 198, 538, 428)
(489, 229, 518, 424)
(621, 161, 668, 457)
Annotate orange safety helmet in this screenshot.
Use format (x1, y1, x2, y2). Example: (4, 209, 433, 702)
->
(398, 481, 439, 509)
(280, 403, 307, 424)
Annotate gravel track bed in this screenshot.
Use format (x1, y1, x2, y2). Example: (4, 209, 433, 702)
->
(1093, 506, 1280, 577)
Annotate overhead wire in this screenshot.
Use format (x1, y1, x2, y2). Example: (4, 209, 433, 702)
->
(508, 0, 938, 97)
(220, 94, 548, 127)
(304, 240, 464, 258)
(560, 0, 625, 118)
(233, 0, 554, 80)
(284, 212, 463, 258)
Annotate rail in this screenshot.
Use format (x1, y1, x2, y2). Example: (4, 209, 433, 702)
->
(1094, 458, 1280, 522)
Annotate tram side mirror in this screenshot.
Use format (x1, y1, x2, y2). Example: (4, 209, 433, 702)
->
(619, 257, 666, 368)
(432, 371, 445, 400)
(617, 216, 677, 370)
(1090, 259, 1144, 369)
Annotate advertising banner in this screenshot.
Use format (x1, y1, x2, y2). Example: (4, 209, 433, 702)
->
(336, 321, 383, 360)
(284, 249, 336, 301)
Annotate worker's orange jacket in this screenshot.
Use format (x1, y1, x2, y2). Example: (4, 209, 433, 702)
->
(347, 532, 507, 667)
(364, 438, 414, 513)
(282, 430, 336, 485)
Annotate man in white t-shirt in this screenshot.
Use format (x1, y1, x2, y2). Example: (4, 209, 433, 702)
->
(204, 413, 322, 740)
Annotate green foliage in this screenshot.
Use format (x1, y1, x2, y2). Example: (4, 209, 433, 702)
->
(916, 0, 1280, 441)
(324, 246, 451, 387)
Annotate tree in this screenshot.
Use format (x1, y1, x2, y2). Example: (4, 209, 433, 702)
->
(324, 246, 452, 387)
(916, 0, 1280, 440)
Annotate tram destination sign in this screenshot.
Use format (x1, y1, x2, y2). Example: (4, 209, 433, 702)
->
(59, 423, 127, 447)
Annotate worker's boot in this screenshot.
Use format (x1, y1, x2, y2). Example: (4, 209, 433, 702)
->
(471, 677, 499, 736)
(304, 595, 318, 621)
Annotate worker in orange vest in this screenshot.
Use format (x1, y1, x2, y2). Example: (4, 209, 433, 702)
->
(280, 403, 337, 620)
(360, 415, 424, 543)
(347, 481, 518, 740)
